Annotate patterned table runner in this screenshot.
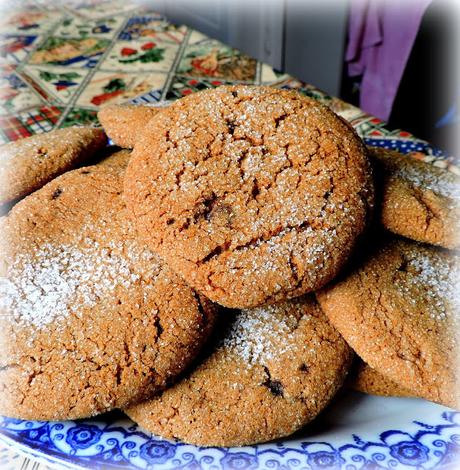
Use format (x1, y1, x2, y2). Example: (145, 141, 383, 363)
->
(1, 0, 456, 171)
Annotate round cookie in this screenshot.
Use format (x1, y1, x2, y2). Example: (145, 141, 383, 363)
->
(125, 85, 374, 308)
(98, 104, 164, 148)
(317, 237, 459, 408)
(350, 360, 413, 398)
(0, 127, 107, 206)
(0, 166, 216, 421)
(125, 295, 353, 447)
(369, 147, 460, 249)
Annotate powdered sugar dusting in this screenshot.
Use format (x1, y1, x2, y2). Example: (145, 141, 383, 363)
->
(222, 305, 295, 365)
(0, 237, 159, 330)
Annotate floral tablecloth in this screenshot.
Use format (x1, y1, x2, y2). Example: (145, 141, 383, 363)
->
(1, 0, 457, 170)
(0, 0, 457, 468)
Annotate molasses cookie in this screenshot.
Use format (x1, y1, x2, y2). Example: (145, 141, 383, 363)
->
(98, 104, 164, 148)
(369, 147, 460, 249)
(0, 166, 216, 421)
(125, 85, 374, 308)
(95, 148, 132, 170)
(350, 360, 413, 398)
(125, 295, 352, 447)
(0, 127, 107, 206)
(317, 237, 459, 408)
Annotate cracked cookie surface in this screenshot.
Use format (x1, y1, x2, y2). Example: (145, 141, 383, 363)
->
(125, 85, 374, 308)
(317, 237, 459, 408)
(0, 127, 107, 207)
(369, 147, 460, 249)
(125, 295, 353, 447)
(0, 165, 216, 421)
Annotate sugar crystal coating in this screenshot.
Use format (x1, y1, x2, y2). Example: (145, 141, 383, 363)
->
(0, 166, 215, 421)
(125, 85, 374, 308)
(0, 237, 159, 331)
(0, 127, 107, 205)
(369, 147, 460, 249)
(126, 296, 353, 447)
(222, 305, 295, 365)
(317, 238, 460, 408)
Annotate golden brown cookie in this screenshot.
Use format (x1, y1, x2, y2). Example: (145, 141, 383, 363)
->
(98, 104, 164, 148)
(125, 85, 374, 308)
(369, 147, 460, 249)
(0, 166, 216, 421)
(125, 295, 352, 447)
(317, 237, 459, 408)
(95, 147, 132, 170)
(0, 127, 107, 206)
(350, 359, 413, 398)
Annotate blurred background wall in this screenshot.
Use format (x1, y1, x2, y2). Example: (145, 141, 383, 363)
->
(153, 0, 348, 97)
(149, 0, 458, 154)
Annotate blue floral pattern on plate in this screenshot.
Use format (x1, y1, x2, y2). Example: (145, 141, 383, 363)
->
(1, 394, 459, 470)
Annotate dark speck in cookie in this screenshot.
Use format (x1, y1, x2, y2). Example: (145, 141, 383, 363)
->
(51, 188, 62, 200)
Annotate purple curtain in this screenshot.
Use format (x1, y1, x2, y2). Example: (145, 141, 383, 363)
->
(346, 0, 432, 121)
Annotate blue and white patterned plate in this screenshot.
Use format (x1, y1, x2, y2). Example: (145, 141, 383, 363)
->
(0, 392, 459, 469)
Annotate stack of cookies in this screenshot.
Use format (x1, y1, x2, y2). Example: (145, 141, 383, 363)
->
(0, 86, 458, 447)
